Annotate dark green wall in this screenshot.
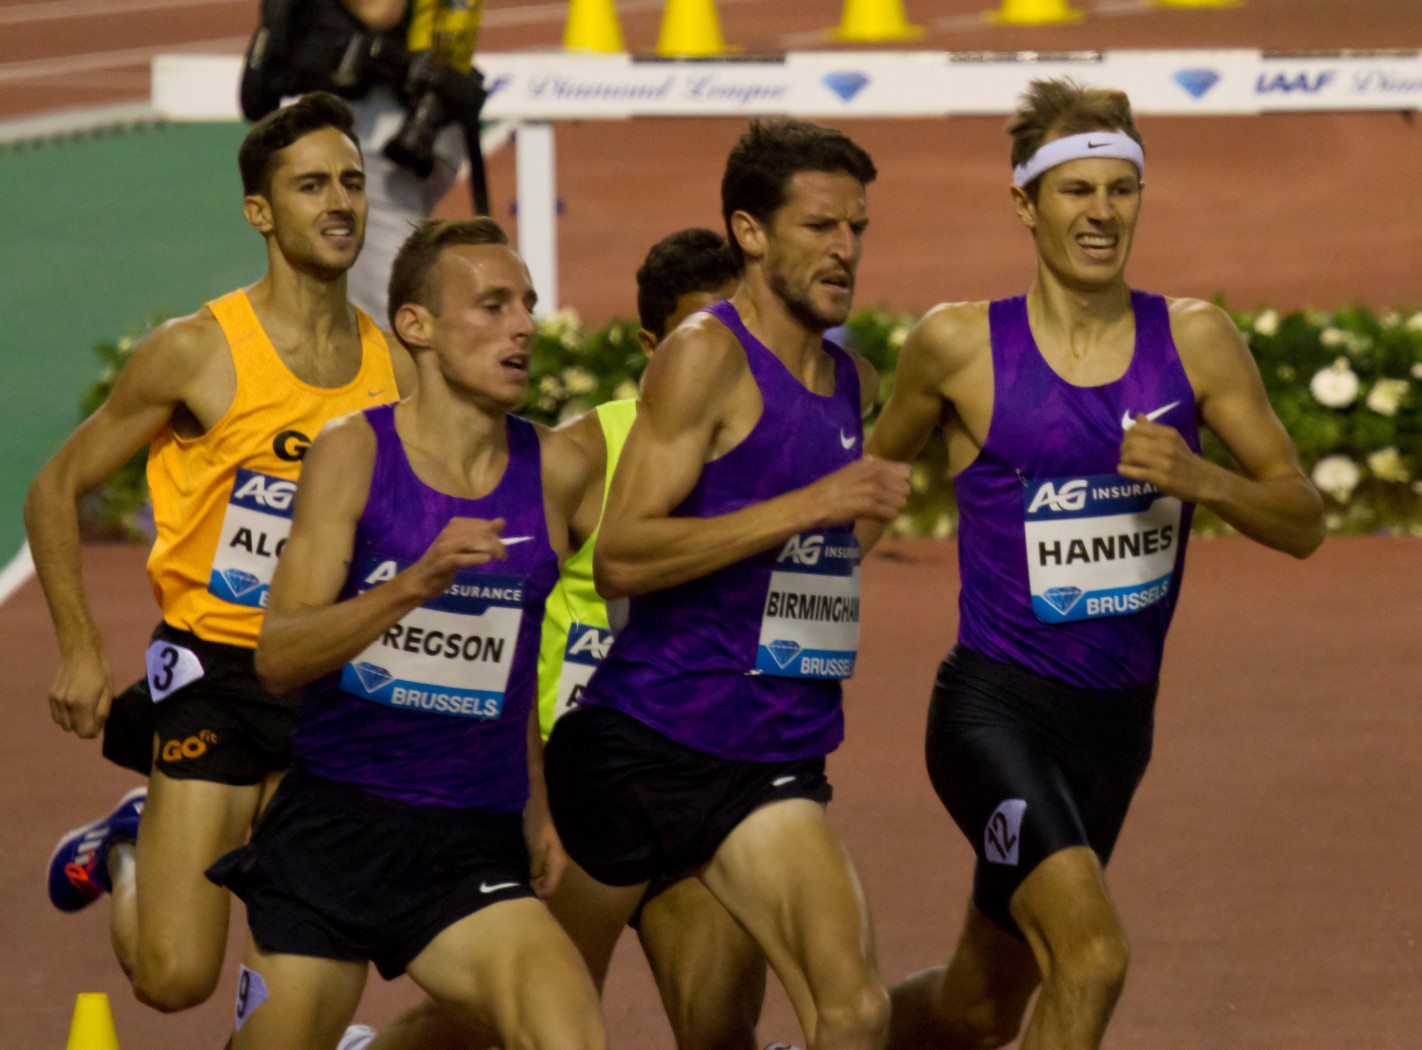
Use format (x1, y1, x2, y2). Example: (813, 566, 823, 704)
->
(0, 121, 263, 560)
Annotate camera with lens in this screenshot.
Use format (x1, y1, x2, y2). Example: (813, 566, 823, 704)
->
(240, 0, 489, 186)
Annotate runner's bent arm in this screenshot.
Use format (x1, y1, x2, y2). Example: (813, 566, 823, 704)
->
(24, 314, 227, 737)
(1120, 300, 1324, 559)
(861, 305, 976, 552)
(594, 324, 908, 599)
(255, 416, 508, 694)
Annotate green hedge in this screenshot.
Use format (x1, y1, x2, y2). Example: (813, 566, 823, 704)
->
(82, 303, 1422, 539)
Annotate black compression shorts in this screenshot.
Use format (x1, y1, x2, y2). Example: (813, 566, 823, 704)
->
(545, 704, 832, 889)
(926, 646, 1156, 938)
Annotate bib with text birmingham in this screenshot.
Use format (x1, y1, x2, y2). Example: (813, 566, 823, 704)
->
(340, 551, 525, 719)
(1023, 474, 1182, 623)
(756, 531, 861, 679)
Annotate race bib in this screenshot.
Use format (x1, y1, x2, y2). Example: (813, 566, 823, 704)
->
(755, 532, 861, 680)
(551, 622, 614, 725)
(145, 640, 204, 702)
(1023, 475, 1182, 623)
(208, 469, 296, 610)
(340, 554, 525, 720)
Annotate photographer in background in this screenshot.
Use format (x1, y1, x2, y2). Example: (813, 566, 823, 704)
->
(241, 0, 489, 322)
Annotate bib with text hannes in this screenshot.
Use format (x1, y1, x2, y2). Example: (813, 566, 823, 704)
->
(340, 552, 525, 720)
(756, 532, 861, 679)
(1023, 474, 1182, 623)
(208, 469, 296, 610)
(552, 622, 614, 725)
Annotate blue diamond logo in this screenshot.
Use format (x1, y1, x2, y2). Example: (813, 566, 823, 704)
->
(823, 72, 870, 102)
(1173, 69, 1220, 100)
(1042, 587, 1085, 616)
(766, 639, 803, 670)
(351, 662, 395, 694)
(220, 569, 262, 598)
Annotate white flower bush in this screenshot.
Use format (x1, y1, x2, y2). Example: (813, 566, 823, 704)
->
(1365, 378, 1409, 417)
(1253, 309, 1279, 337)
(1367, 447, 1410, 483)
(1312, 456, 1362, 503)
(1309, 358, 1361, 408)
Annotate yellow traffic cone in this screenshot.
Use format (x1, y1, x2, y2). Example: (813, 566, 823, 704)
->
(66, 993, 119, 1050)
(831, 0, 924, 41)
(1155, 0, 1240, 7)
(987, 0, 1084, 24)
(564, 0, 625, 53)
(657, 0, 726, 57)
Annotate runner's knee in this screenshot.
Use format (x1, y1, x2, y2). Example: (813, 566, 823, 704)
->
(130, 951, 220, 1012)
(1053, 925, 1130, 998)
(818, 977, 891, 1049)
(939, 994, 1025, 1050)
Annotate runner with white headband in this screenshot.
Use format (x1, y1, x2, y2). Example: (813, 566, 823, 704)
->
(868, 77, 1323, 1050)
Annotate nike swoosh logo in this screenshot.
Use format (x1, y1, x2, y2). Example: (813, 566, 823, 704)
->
(772, 775, 797, 787)
(1087, 141, 1108, 149)
(839, 428, 857, 450)
(480, 880, 520, 894)
(501, 536, 534, 545)
(367, 389, 386, 397)
(1121, 401, 1181, 430)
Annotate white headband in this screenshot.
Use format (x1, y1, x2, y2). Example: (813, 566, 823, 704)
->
(1012, 131, 1145, 188)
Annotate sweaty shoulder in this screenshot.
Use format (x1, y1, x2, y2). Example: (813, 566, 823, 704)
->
(906, 300, 992, 380)
(140, 307, 229, 377)
(1164, 297, 1252, 392)
(538, 421, 595, 500)
(637, 310, 749, 422)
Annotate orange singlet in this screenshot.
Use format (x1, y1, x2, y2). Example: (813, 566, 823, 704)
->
(145, 288, 398, 648)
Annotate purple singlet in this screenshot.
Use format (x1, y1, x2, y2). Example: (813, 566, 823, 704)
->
(580, 300, 864, 761)
(293, 404, 559, 810)
(955, 292, 1199, 690)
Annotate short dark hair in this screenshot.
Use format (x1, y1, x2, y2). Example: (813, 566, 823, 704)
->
(238, 91, 360, 197)
(1008, 78, 1144, 196)
(720, 119, 877, 265)
(635, 228, 741, 340)
(387, 217, 512, 334)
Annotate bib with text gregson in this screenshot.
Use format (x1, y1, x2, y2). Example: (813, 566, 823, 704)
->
(208, 468, 296, 609)
(1023, 474, 1182, 623)
(552, 622, 614, 725)
(755, 532, 861, 679)
(340, 552, 525, 720)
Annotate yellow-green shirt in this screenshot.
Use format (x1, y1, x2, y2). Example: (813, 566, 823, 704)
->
(536, 398, 638, 738)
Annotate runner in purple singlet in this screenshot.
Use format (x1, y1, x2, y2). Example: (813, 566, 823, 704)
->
(867, 79, 1324, 1050)
(207, 218, 605, 1050)
(543, 119, 912, 1050)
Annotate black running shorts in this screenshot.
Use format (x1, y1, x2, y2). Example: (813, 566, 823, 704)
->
(925, 646, 1156, 938)
(545, 704, 832, 888)
(102, 623, 296, 786)
(207, 767, 535, 979)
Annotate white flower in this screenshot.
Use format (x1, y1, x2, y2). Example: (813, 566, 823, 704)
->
(613, 380, 640, 401)
(1406, 313, 1422, 333)
(1312, 456, 1361, 502)
(561, 367, 597, 396)
(539, 307, 582, 340)
(931, 512, 954, 540)
(888, 324, 911, 351)
(1253, 309, 1279, 337)
(1411, 363, 1422, 380)
(1365, 378, 1409, 417)
(1380, 311, 1401, 329)
(1320, 327, 1350, 349)
(910, 463, 931, 493)
(1305, 309, 1331, 329)
(1309, 360, 1360, 408)
(1367, 446, 1410, 483)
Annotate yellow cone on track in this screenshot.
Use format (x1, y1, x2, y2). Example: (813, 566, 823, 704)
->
(66, 994, 120, 1050)
(657, 0, 727, 56)
(831, 0, 925, 41)
(987, 0, 1085, 25)
(564, 0, 625, 53)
